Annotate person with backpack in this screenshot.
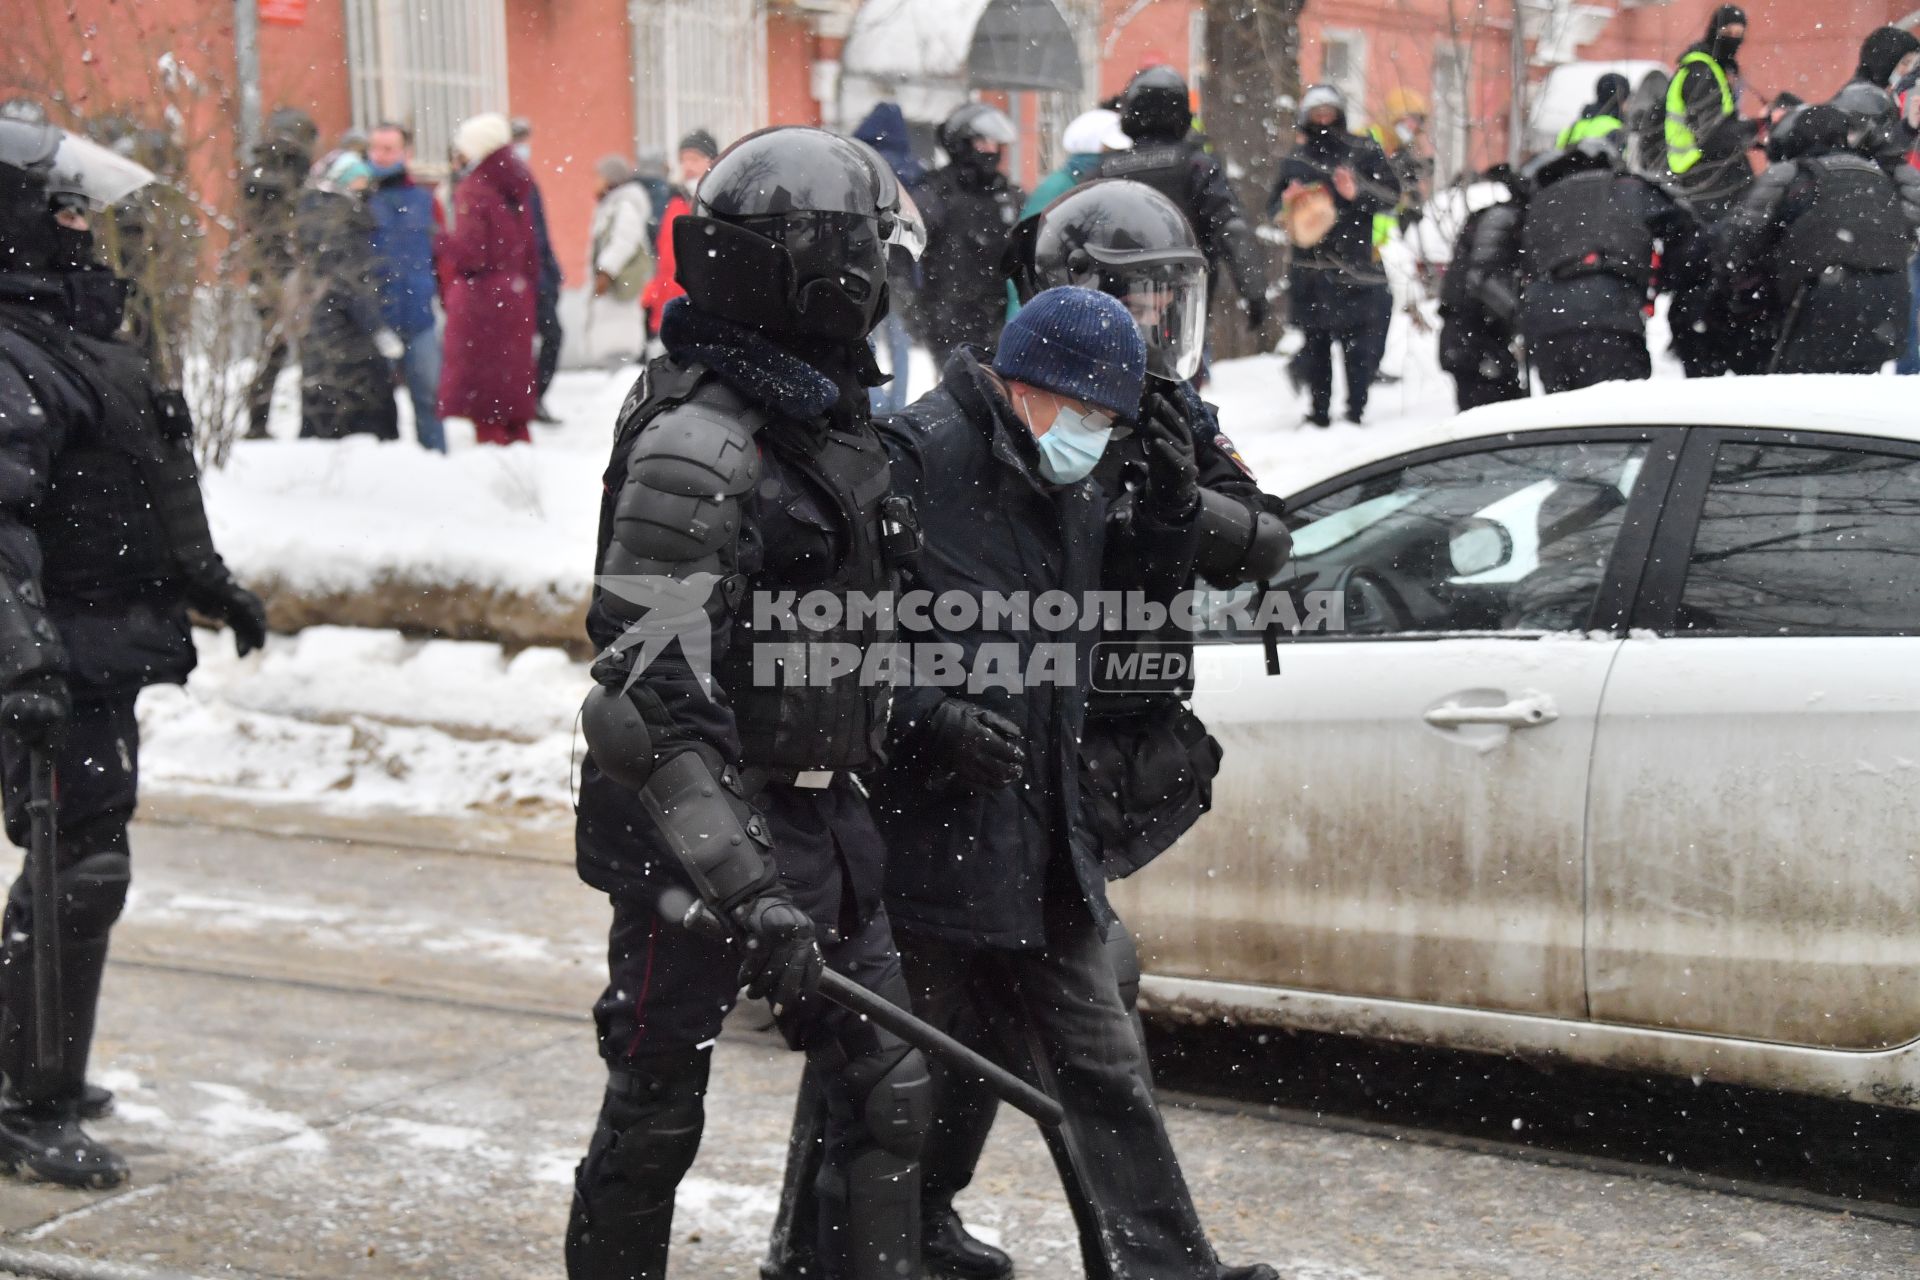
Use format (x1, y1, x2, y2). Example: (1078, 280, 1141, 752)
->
(1715, 102, 1920, 374)
(581, 155, 652, 365)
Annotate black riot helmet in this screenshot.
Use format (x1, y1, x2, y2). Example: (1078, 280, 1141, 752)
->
(1007, 179, 1208, 382)
(674, 126, 926, 342)
(0, 117, 60, 273)
(1119, 66, 1193, 143)
(937, 103, 1017, 173)
(1523, 132, 1621, 191)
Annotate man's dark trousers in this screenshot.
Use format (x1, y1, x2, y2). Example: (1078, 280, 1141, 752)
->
(1532, 330, 1650, 394)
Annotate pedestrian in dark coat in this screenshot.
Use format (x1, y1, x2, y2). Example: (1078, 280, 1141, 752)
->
(294, 154, 398, 441)
(1714, 104, 1920, 373)
(869, 288, 1269, 1280)
(1836, 26, 1920, 174)
(1268, 85, 1400, 425)
(1664, 4, 1757, 219)
(911, 104, 1025, 366)
(437, 114, 539, 445)
(854, 101, 925, 412)
(511, 118, 565, 417)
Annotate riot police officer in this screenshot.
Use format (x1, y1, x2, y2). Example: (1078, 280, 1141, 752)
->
(761, 180, 1287, 1280)
(912, 104, 1025, 366)
(565, 126, 931, 1280)
(1715, 103, 1920, 373)
(0, 119, 267, 1187)
(1096, 67, 1269, 332)
(1439, 165, 1529, 410)
(1518, 136, 1699, 393)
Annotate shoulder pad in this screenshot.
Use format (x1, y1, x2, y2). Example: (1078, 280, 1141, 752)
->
(628, 380, 765, 500)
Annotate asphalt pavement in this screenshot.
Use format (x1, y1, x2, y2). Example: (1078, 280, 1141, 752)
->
(0, 814, 1912, 1279)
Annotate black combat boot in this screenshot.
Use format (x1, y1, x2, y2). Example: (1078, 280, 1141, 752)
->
(0, 1101, 127, 1188)
(1219, 1266, 1280, 1280)
(923, 1205, 1013, 1280)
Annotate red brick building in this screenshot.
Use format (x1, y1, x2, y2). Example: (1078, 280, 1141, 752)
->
(8, 0, 1913, 281)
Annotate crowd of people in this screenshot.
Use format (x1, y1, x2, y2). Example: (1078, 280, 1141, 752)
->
(235, 109, 720, 448)
(1438, 10, 1920, 410)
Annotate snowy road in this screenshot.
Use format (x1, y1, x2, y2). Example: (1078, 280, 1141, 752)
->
(0, 819, 1911, 1279)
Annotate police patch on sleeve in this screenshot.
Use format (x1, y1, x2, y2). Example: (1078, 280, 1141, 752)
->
(1214, 432, 1255, 479)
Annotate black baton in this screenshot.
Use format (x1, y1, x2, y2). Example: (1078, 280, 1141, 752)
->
(27, 752, 60, 1069)
(656, 887, 1064, 1127)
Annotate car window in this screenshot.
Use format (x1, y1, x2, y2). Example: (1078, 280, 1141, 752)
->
(1675, 442, 1920, 636)
(1212, 441, 1650, 640)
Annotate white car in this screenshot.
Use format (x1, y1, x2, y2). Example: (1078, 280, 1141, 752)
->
(1111, 376, 1920, 1111)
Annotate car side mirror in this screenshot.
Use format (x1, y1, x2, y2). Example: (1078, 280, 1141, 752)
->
(1448, 517, 1513, 578)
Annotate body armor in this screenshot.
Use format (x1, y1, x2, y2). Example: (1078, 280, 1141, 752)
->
(602, 364, 897, 774)
(1523, 171, 1655, 286)
(1772, 154, 1913, 295)
(1096, 144, 1193, 216)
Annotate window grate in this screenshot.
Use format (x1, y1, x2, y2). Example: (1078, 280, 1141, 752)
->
(345, 0, 509, 173)
(629, 0, 768, 164)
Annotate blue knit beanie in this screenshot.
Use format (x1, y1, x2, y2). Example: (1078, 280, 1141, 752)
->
(992, 286, 1147, 417)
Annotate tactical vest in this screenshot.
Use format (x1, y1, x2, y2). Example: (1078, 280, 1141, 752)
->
(1440, 205, 1507, 316)
(1096, 143, 1195, 216)
(1665, 51, 1732, 174)
(0, 321, 178, 602)
(1522, 171, 1655, 286)
(604, 362, 899, 774)
(1772, 154, 1913, 296)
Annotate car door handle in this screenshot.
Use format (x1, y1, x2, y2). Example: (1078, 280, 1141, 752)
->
(1423, 696, 1559, 729)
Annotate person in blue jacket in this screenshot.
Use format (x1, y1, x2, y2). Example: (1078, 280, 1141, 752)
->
(366, 123, 444, 452)
(853, 101, 925, 413)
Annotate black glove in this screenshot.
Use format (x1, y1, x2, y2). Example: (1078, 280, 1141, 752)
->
(1136, 393, 1202, 521)
(190, 579, 269, 657)
(733, 891, 824, 1010)
(1, 674, 70, 750)
(922, 698, 1026, 791)
(1243, 293, 1270, 330)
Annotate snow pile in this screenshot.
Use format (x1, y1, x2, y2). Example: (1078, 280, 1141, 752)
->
(138, 627, 587, 822)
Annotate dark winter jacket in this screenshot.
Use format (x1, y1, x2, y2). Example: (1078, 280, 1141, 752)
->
(1519, 168, 1697, 342)
(1839, 29, 1920, 176)
(0, 278, 228, 695)
(871, 350, 1165, 948)
(1269, 122, 1400, 328)
(294, 187, 397, 441)
(910, 162, 1024, 359)
(240, 137, 311, 284)
(1098, 133, 1267, 313)
(367, 169, 439, 336)
(576, 299, 893, 926)
(853, 102, 926, 187)
(1713, 124, 1920, 372)
(528, 181, 562, 301)
(436, 147, 540, 425)
(1439, 199, 1525, 370)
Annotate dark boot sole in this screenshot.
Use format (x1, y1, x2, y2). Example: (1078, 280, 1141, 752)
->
(0, 1148, 128, 1191)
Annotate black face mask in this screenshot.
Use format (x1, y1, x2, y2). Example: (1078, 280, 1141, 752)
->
(1710, 32, 1744, 64)
(1301, 121, 1341, 152)
(955, 146, 1003, 178)
(51, 224, 98, 272)
(63, 267, 128, 339)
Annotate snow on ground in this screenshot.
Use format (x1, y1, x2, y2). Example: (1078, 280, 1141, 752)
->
(169, 310, 1704, 823)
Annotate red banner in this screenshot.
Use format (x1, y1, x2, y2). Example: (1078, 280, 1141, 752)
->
(258, 0, 308, 25)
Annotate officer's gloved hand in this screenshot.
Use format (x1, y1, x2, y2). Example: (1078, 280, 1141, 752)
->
(733, 891, 824, 1011)
(189, 579, 270, 657)
(1137, 393, 1202, 521)
(922, 698, 1026, 791)
(1, 675, 71, 750)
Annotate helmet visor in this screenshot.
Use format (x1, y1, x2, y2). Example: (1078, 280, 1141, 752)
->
(732, 210, 889, 301)
(1102, 261, 1208, 382)
(49, 132, 155, 208)
(883, 186, 927, 262)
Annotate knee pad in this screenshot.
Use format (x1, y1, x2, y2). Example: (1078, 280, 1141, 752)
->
(578, 1048, 710, 1204)
(59, 853, 130, 936)
(848, 1045, 930, 1161)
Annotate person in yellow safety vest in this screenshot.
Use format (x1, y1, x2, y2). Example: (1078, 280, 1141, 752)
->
(1364, 87, 1433, 237)
(1664, 4, 1759, 218)
(1558, 72, 1630, 149)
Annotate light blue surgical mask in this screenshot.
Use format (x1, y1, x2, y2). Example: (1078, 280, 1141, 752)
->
(1023, 391, 1115, 483)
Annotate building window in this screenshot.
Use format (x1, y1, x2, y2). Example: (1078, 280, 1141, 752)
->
(1321, 29, 1368, 128)
(629, 0, 768, 163)
(1432, 44, 1470, 188)
(345, 0, 510, 171)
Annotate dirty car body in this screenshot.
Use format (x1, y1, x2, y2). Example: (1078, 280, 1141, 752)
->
(1110, 376, 1920, 1110)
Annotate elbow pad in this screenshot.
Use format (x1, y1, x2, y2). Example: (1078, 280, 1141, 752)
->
(1193, 489, 1294, 587)
(581, 684, 655, 792)
(638, 751, 776, 916)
